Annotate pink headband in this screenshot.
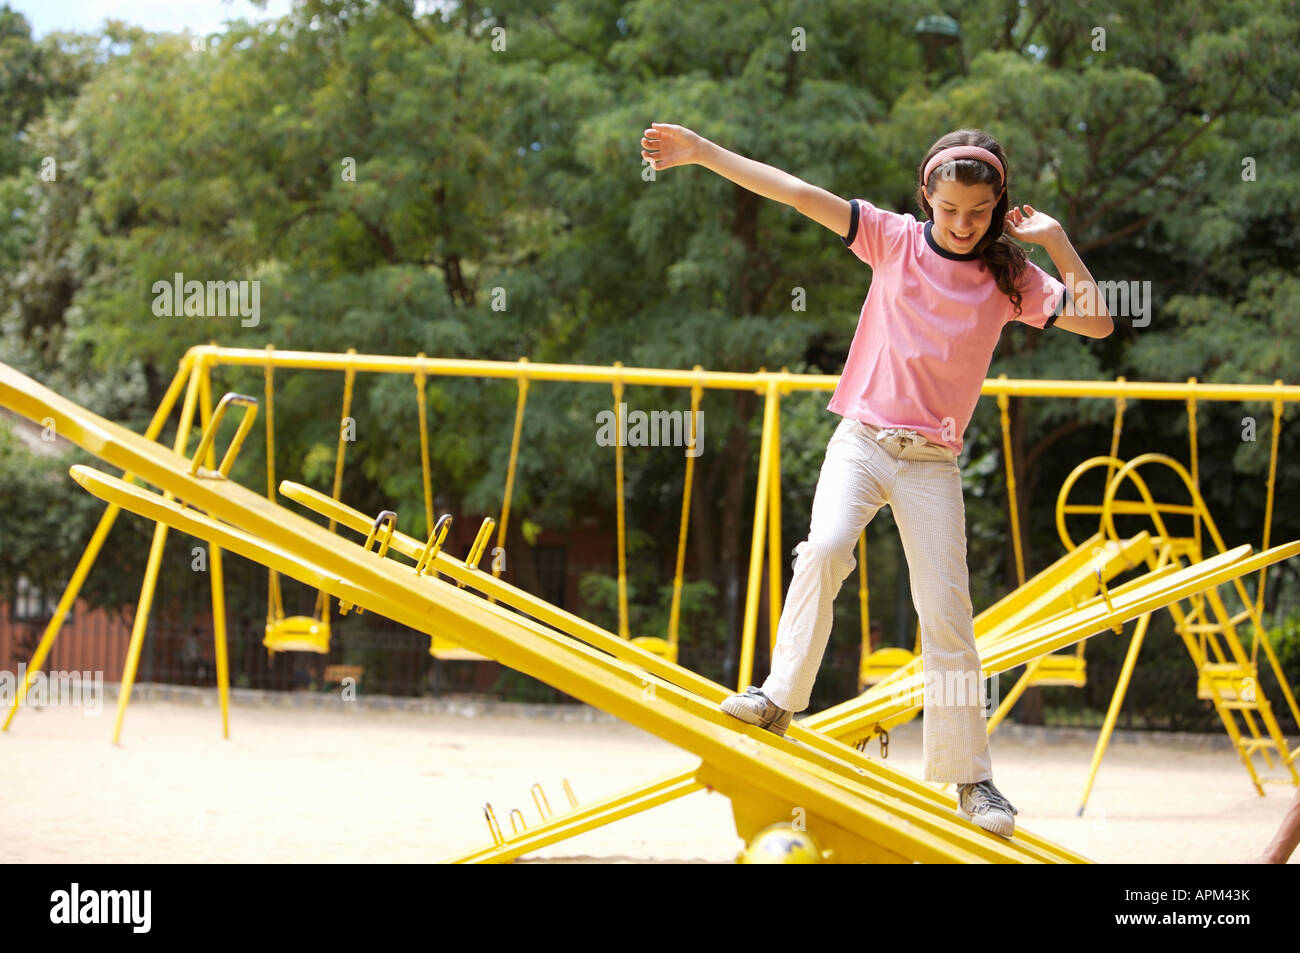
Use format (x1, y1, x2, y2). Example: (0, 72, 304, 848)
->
(922, 146, 1006, 192)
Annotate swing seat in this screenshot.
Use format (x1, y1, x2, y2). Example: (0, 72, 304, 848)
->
(1026, 653, 1087, 688)
(630, 636, 678, 664)
(1196, 663, 1256, 703)
(859, 647, 916, 688)
(429, 634, 491, 662)
(264, 616, 331, 655)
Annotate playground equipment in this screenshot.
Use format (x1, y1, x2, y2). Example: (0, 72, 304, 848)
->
(980, 375, 1296, 811)
(0, 347, 748, 741)
(80, 457, 1298, 864)
(1047, 452, 1300, 810)
(3, 347, 1298, 861)
(4, 359, 1104, 863)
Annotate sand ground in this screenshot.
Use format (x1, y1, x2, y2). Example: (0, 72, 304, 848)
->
(2, 695, 1295, 864)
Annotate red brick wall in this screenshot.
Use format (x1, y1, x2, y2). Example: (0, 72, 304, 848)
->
(0, 599, 132, 681)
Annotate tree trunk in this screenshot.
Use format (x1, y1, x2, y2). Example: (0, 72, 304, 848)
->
(1019, 684, 1046, 725)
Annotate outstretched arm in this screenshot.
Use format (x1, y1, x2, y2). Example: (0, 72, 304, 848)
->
(640, 122, 852, 237)
(1005, 205, 1113, 339)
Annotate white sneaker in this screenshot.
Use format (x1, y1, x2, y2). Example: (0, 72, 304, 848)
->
(720, 687, 793, 737)
(956, 779, 1019, 838)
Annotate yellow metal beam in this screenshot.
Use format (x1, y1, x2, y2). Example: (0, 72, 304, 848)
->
(71, 462, 1058, 864)
(738, 381, 778, 691)
(183, 343, 1300, 403)
(197, 364, 233, 739)
(0, 359, 1080, 864)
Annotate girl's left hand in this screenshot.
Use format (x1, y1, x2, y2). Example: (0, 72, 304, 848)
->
(1004, 204, 1063, 246)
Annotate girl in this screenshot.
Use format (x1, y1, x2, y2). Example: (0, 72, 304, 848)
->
(639, 123, 1112, 838)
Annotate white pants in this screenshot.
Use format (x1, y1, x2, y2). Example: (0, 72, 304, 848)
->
(760, 417, 993, 784)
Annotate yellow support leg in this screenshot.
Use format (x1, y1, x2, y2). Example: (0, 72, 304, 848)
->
(111, 361, 203, 744)
(738, 381, 778, 692)
(985, 657, 1045, 735)
(198, 364, 232, 739)
(4, 503, 119, 730)
(767, 381, 782, 663)
(3, 356, 193, 732)
(1252, 625, 1300, 754)
(112, 523, 170, 744)
(209, 543, 231, 739)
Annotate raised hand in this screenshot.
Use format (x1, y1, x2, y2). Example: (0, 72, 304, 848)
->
(640, 122, 704, 171)
(1004, 204, 1064, 246)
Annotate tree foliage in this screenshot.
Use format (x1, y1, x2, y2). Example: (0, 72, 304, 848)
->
(1, 0, 1298, 708)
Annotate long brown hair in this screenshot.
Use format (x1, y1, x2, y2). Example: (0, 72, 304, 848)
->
(914, 129, 1028, 317)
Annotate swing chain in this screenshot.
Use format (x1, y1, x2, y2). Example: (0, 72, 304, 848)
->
(857, 726, 889, 758)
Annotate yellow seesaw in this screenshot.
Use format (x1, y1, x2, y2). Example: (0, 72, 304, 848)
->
(254, 484, 1300, 862)
(1, 359, 1094, 863)
(5, 359, 1298, 863)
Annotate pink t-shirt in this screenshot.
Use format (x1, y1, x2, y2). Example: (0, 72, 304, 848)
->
(828, 198, 1067, 455)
